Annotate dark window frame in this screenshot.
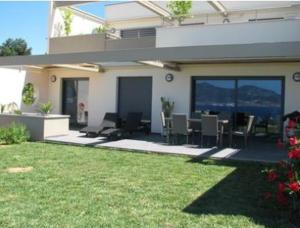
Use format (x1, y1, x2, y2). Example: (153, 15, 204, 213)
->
(190, 76, 285, 134)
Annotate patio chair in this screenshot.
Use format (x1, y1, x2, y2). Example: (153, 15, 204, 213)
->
(171, 113, 192, 144)
(190, 112, 202, 144)
(101, 112, 143, 139)
(79, 112, 119, 136)
(201, 115, 220, 147)
(230, 115, 255, 148)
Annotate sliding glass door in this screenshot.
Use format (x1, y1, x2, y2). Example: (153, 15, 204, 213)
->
(236, 79, 282, 134)
(62, 78, 89, 128)
(193, 79, 235, 114)
(191, 77, 284, 135)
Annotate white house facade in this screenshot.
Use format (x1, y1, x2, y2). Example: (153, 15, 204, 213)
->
(0, 1, 300, 135)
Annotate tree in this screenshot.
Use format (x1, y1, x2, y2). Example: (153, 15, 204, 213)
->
(167, 0, 192, 25)
(62, 9, 73, 36)
(0, 38, 32, 56)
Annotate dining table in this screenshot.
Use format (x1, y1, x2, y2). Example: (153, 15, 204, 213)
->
(164, 117, 230, 146)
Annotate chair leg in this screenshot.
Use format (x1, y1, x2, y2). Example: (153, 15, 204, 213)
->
(201, 134, 204, 147)
(186, 134, 189, 144)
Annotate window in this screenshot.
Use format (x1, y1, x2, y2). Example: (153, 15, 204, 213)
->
(191, 77, 284, 134)
(192, 79, 235, 114)
(120, 28, 156, 39)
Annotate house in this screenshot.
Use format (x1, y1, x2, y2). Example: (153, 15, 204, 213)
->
(0, 1, 300, 137)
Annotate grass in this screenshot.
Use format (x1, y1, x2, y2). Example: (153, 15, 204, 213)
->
(0, 142, 293, 227)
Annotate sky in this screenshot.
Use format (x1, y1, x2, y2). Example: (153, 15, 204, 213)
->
(0, 1, 110, 55)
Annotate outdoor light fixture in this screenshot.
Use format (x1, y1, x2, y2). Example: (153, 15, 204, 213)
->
(165, 73, 174, 82)
(293, 72, 300, 82)
(50, 75, 57, 83)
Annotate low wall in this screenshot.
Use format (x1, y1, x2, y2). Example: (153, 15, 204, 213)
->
(0, 113, 70, 141)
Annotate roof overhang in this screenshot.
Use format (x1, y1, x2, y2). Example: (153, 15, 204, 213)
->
(0, 42, 300, 67)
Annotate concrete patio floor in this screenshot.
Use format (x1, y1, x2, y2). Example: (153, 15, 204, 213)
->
(45, 130, 287, 163)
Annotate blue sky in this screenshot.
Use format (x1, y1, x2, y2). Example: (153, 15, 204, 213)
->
(0, 1, 110, 55)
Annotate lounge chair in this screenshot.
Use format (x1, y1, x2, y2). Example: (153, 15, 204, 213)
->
(79, 112, 119, 136)
(101, 112, 143, 139)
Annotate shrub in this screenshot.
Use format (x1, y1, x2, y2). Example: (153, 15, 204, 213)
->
(0, 123, 30, 145)
(167, 0, 192, 24)
(22, 83, 36, 106)
(263, 117, 300, 225)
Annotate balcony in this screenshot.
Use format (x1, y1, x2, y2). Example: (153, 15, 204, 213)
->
(156, 19, 300, 48)
(49, 34, 156, 54)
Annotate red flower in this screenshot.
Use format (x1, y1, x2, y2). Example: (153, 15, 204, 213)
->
(277, 192, 288, 206)
(267, 170, 278, 181)
(288, 119, 296, 129)
(278, 182, 286, 193)
(288, 182, 300, 193)
(289, 137, 298, 146)
(288, 148, 300, 159)
(287, 170, 295, 180)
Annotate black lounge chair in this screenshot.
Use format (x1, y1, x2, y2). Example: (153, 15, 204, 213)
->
(80, 112, 119, 136)
(101, 112, 143, 139)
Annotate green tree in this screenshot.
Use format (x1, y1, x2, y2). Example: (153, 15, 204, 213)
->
(167, 0, 192, 24)
(63, 9, 73, 36)
(0, 38, 31, 56)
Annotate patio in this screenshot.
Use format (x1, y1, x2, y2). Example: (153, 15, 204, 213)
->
(45, 131, 287, 163)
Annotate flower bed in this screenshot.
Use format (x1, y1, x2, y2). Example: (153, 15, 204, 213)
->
(264, 115, 300, 225)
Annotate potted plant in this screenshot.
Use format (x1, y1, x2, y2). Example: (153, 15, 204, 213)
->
(38, 101, 53, 115)
(160, 97, 174, 118)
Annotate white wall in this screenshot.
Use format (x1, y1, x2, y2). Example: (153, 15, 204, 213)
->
(0, 67, 49, 112)
(157, 19, 300, 48)
(51, 8, 103, 37)
(47, 62, 300, 134)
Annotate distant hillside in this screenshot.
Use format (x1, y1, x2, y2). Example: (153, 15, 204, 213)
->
(196, 82, 281, 107)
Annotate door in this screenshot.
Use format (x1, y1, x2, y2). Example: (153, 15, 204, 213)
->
(62, 78, 89, 127)
(118, 77, 152, 120)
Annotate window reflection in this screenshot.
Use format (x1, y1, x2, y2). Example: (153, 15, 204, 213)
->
(192, 78, 283, 135)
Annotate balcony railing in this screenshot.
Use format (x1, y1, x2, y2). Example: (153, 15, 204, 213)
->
(156, 19, 300, 48)
(49, 33, 156, 54)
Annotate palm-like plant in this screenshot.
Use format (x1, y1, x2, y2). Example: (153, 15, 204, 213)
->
(38, 102, 53, 115)
(161, 97, 175, 118)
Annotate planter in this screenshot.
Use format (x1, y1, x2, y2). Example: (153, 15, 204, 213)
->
(0, 113, 70, 141)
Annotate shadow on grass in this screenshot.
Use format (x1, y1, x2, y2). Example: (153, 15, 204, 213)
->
(183, 159, 292, 227)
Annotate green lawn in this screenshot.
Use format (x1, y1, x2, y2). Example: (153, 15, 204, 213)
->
(0, 143, 292, 227)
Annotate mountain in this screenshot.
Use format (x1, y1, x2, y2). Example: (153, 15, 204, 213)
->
(196, 82, 281, 107)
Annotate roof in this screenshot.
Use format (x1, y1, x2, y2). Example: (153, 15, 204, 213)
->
(0, 42, 299, 67)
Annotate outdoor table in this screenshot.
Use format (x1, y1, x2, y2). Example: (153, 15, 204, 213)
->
(165, 117, 229, 146)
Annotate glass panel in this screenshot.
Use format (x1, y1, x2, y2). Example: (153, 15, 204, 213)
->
(237, 79, 282, 134)
(77, 80, 89, 125)
(193, 79, 235, 115)
(62, 80, 77, 125)
(62, 79, 89, 127)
